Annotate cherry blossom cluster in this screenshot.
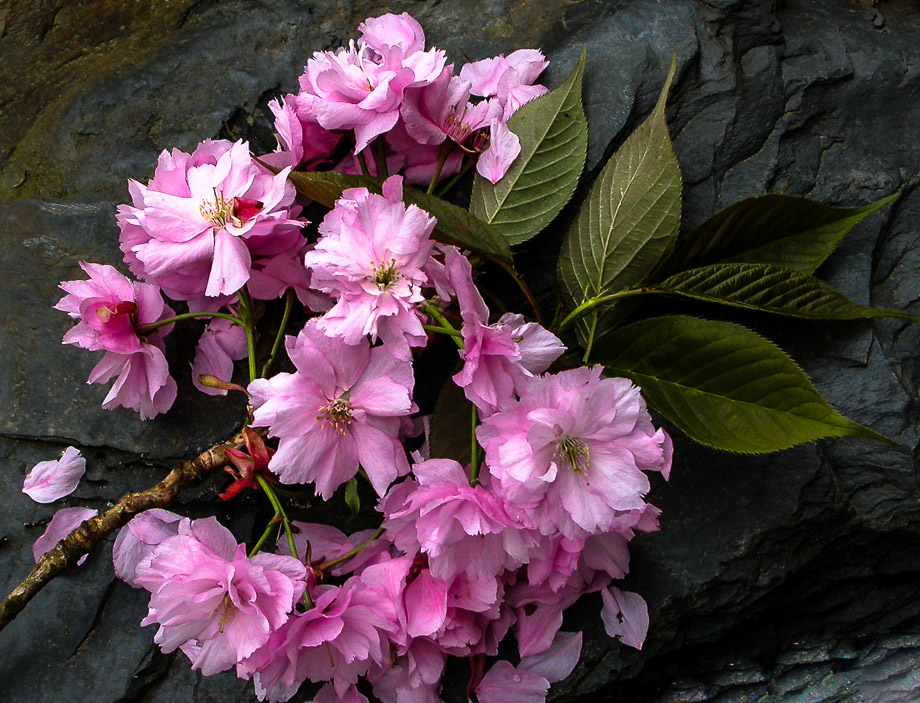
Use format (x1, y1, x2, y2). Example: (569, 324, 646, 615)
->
(26, 12, 673, 703)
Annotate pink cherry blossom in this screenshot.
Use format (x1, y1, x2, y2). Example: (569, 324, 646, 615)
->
(117, 139, 306, 300)
(477, 366, 671, 539)
(249, 318, 414, 498)
(460, 49, 549, 121)
(22, 446, 85, 504)
(298, 14, 445, 153)
(33, 507, 98, 564)
(135, 517, 306, 676)
(239, 580, 394, 702)
(383, 459, 535, 581)
(444, 248, 564, 414)
(56, 262, 178, 419)
(266, 93, 343, 170)
(305, 175, 436, 359)
(112, 509, 183, 587)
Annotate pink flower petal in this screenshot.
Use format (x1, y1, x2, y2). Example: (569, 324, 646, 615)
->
(22, 447, 86, 504)
(33, 507, 98, 564)
(601, 587, 649, 650)
(474, 660, 549, 703)
(519, 630, 582, 683)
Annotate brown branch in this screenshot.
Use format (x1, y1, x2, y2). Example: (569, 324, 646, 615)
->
(0, 433, 245, 634)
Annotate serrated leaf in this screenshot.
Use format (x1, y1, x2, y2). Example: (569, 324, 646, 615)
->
(666, 193, 897, 275)
(429, 379, 472, 467)
(470, 50, 588, 246)
(558, 56, 682, 349)
(648, 262, 918, 321)
(288, 171, 512, 260)
(344, 477, 360, 522)
(594, 315, 892, 453)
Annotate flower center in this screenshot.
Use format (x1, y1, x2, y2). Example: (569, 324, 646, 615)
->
(216, 593, 235, 634)
(556, 436, 590, 473)
(317, 397, 353, 434)
(199, 189, 236, 227)
(95, 300, 137, 324)
(372, 259, 400, 290)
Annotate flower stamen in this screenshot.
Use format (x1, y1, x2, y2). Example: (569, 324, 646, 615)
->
(317, 397, 353, 434)
(556, 436, 590, 473)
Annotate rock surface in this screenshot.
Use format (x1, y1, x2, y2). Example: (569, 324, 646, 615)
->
(1, 0, 919, 702)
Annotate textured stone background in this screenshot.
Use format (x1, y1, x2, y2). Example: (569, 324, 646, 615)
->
(2, 1, 920, 702)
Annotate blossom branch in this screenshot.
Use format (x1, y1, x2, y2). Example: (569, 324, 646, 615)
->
(0, 433, 245, 635)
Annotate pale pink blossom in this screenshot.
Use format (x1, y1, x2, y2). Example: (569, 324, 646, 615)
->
(33, 507, 98, 564)
(305, 175, 435, 359)
(601, 587, 649, 650)
(135, 517, 306, 676)
(383, 459, 535, 580)
(117, 139, 306, 300)
(112, 509, 183, 587)
(22, 446, 85, 504)
(239, 580, 394, 702)
(266, 93, 343, 170)
(56, 262, 177, 419)
(249, 319, 414, 497)
(460, 49, 549, 121)
(298, 14, 445, 153)
(478, 366, 671, 539)
(444, 248, 564, 414)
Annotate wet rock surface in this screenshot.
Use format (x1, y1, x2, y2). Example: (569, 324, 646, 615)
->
(1, 0, 919, 701)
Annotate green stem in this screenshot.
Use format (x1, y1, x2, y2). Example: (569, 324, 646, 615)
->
(256, 473, 313, 609)
(422, 303, 463, 349)
(427, 144, 451, 195)
(248, 516, 281, 558)
(469, 405, 481, 486)
(422, 324, 463, 339)
(261, 289, 296, 378)
(373, 137, 389, 179)
(321, 527, 385, 571)
(137, 311, 244, 335)
(357, 150, 371, 177)
(237, 288, 258, 383)
(489, 257, 544, 326)
(557, 289, 646, 333)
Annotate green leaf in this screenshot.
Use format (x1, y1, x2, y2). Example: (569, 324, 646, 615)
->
(344, 477, 360, 522)
(647, 262, 919, 321)
(557, 56, 682, 348)
(594, 315, 892, 453)
(429, 379, 472, 467)
(667, 193, 898, 275)
(470, 50, 588, 246)
(288, 171, 512, 260)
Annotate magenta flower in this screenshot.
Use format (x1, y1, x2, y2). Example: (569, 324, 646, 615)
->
(477, 366, 672, 539)
(298, 14, 446, 153)
(249, 318, 414, 497)
(112, 509, 183, 587)
(135, 517, 306, 676)
(238, 580, 394, 703)
(56, 262, 178, 419)
(444, 247, 565, 414)
(22, 446, 85, 504)
(305, 175, 436, 359)
(383, 459, 535, 580)
(33, 507, 98, 564)
(117, 139, 306, 300)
